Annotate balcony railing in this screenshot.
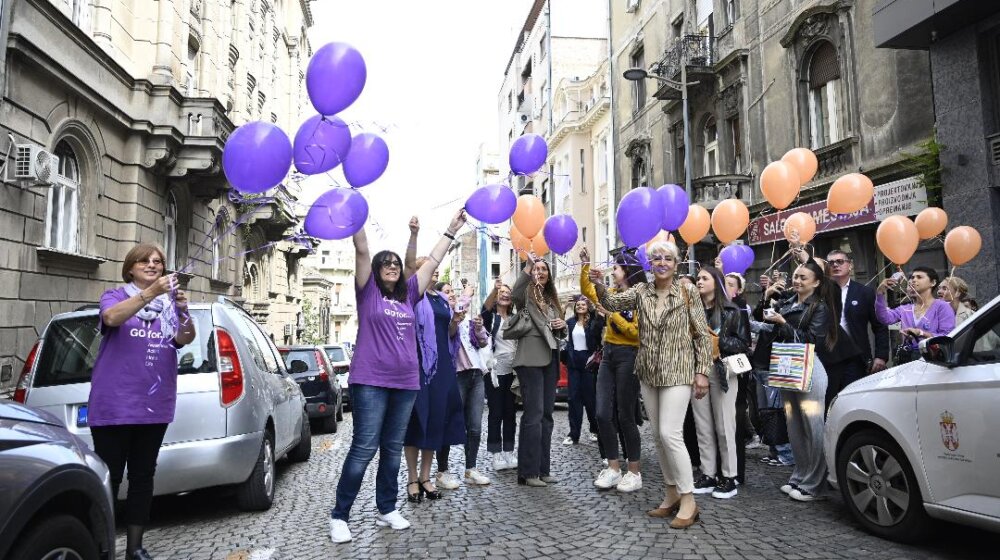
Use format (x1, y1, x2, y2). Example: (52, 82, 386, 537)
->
(653, 35, 717, 82)
(814, 137, 857, 183)
(692, 174, 753, 209)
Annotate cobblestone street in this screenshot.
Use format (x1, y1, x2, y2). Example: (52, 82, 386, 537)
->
(118, 409, 993, 560)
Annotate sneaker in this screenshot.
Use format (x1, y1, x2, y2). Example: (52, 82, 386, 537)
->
(375, 510, 410, 530)
(589, 433, 599, 442)
(780, 483, 799, 495)
(594, 468, 623, 489)
(503, 451, 518, 470)
(777, 458, 796, 467)
(789, 488, 821, 502)
(712, 477, 738, 499)
(745, 435, 765, 449)
(616, 471, 642, 493)
(562, 436, 577, 445)
(465, 468, 491, 485)
(602, 458, 609, 467)
(760, 456, 778, 465)
(436, 472, 460, 489)
(692, 474, 717, 494)
(132, 549, 154, 560)
(329, 518, 352, 543)
(492, 453, 505, 471)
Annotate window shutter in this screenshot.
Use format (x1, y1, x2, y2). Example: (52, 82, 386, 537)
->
(809, 42, 840, 89)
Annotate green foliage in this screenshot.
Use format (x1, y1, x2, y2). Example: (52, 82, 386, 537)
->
(441, 266, 451, 284)
(299, 298, 325, 345)
(900, 136, 944, 205)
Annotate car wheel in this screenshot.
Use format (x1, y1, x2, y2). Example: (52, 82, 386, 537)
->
(837, 430, 932, 543)
(321, 413, 338, 434)
(9, 514, 99, 560)
(287, 411, 312, 463)
(236, 431, 276, 511)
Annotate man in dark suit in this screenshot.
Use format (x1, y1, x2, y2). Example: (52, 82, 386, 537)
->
(825, 250, 891, 403)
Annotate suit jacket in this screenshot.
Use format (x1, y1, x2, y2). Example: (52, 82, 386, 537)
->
(510, 269, 567, 368)
(840, 280, 890, 363)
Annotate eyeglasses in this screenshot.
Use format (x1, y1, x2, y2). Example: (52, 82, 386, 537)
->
(827, 259, 851, 266)
(649, 254, 673, 263)
(137, 258, 164, 266)
(381, 260, 402, 269)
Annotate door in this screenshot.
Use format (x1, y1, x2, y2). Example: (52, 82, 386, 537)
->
(916, 302, 1000, 516)
(236, 315, 294, 453)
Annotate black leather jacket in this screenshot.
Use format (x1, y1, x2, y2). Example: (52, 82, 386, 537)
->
(707, 302, 751, 358)
(751, 294, 833, 371)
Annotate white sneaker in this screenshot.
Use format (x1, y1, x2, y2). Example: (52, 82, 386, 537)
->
(465, 468, 491, 485)
(594, 468, 623, 489)
(436, 471, 461, 489)
(329, 519, 352, 543)
(492, 453, 505, 471)
(780, 483, 798, 495)
(375, 510, 410, 530)
(602, 458, 609, 467)
(589, 433, 599, 442)
(616, 471, 642, 493)
(562, 436, 576, 445)
(503, 451, 518, 470)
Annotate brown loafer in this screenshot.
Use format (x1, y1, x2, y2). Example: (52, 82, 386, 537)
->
(646, 502, 681, 518)
(669, 505, 700, 529)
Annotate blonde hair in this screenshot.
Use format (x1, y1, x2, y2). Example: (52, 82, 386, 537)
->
(121, 243, 167, 282)
(647, 241, 680, 262)
(942, 276, 969, 300)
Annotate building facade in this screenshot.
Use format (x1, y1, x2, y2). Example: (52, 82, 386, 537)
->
(0, 0, 313, 392)
(300, 238, 359, 345)
(874, 0, 1000, 301)
(610, 0, 938, 287)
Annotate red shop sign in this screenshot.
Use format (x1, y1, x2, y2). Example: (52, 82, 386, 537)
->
(746, 199, 877, 246)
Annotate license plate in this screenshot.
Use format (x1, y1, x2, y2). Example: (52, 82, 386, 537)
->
(76, 405, 89, 428)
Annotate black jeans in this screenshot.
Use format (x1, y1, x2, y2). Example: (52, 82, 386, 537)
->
(735, 373, 749, 484)
(594, 344, 641, 462)
(484, 372, 517, 453)
(516, 351, 559, 478)
(91, 423, 169, 525)
(567, 350, 597, 442)
(825, 357, 867, 414)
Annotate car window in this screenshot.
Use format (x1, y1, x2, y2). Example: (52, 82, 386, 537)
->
(231, 315, 268, 372)
(245, 320, 282, 374)
(967, 307, 1000, 363)
(325, 347, 346, 362)
(32, 310, 215, 387)
(281, 349, 320, 371)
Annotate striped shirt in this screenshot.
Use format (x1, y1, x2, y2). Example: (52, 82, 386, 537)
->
(598, 281, 713, 387)
(580, 264, 639, 347)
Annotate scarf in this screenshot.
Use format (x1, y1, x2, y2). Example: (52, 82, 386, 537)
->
(124, 282, 179, 340)
(415, 291, 458, 385)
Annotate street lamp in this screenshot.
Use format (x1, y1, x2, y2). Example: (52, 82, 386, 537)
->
(623, 64, 699, 275)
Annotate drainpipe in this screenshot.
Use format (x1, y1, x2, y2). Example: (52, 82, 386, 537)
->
(606, 0, 618, 255)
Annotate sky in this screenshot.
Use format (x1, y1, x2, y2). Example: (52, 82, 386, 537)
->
(301, 0, 533, 254)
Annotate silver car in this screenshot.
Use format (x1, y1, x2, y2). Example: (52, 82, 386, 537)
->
(15, 298, 312, 511)
(0, 401, 115, 560)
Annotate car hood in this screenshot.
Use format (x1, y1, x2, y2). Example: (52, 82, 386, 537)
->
(840, 359, 927, 396)
(0, 402, 64, 427)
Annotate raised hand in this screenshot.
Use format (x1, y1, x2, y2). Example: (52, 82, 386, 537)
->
(409, 216, 420, 234)
(579, 246, 591, 265)
(588, 268, 605, 286)
(448, 208, 467, 235)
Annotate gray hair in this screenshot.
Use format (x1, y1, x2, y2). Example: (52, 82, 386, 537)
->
(647, 241, 680, 262)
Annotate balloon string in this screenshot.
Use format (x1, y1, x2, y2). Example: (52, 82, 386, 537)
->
(176, 194, 273, 276)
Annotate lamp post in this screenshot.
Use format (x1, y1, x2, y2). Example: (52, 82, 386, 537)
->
(623, 64, 698, 275)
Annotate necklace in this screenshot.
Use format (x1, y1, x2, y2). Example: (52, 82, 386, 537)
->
(912, 299, 931, 321)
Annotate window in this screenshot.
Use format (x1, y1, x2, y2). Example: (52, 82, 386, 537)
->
(725, 0, 739, 26)
(164, 192, 177, 271)
(539, 33, 547, 60)
(631, 155, 648, 190)
(582, 227, 587, 243)
(491, 263, 501, 278)
(186, 38, 200, 96)
(703, 116, 719, 176)
(491, 240, 500, 254)
(728, 117, 743, 173)
(597, 136, 608, 184)
(579, 149, 586, 193)
(630, 47, 646, 113)
(211, 232, 220, 280)
(48, 142, 80, 251)
(807, 42, 842, 149)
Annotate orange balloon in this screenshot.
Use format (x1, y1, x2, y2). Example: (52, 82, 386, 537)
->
(827, 173, 875, 214)
(509, 225, 532, 259)
(678, 205, 711, 245)
(645, 230, 676, 249)
(914, 207, 948, 240)
(530, 235, 549, 257)
(711, 199, 750, 244)
(783, 212, 817, 243)
(760, 161, 801, 210)
(876, 216, 920, 265)
(781, 148, 819, 185)
(944, 226, 982, 266)
(512, 195, 545, 239)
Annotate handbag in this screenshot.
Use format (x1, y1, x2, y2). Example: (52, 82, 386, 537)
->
(585, 348, 603, 373)
(765, 305, 817, 392)
(501, 308, 532, 340)
(756, 382, 789, 446)
(722, 353, 752, 376)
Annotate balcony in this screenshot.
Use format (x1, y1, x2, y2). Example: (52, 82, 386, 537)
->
(813, 137, 858, 183)
(692, 174, 753, 209)
(652, 34, 717, 97)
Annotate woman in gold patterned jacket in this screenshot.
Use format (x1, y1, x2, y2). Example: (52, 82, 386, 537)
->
(589, 241, 712, 529)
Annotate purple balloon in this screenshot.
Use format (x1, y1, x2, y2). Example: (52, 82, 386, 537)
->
(737, 244, 755, 273)
(342, 133, 389, 188)
(617, 187, 664, 247)
(509, 134, 548, 175)
(657, 184, 690, 231)
(466, 184, 517, 224)
(719, 245, 743, 275)
(293, 115, 352, 175)
(306, 42, 367, 116)
(304, 188, 369, 240)
(543, 215, 578, 255)
(223, 121, 292, 194)
(637, 245, 651, 271)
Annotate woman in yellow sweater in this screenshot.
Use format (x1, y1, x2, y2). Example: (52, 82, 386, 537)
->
(579, 247, 644, 492)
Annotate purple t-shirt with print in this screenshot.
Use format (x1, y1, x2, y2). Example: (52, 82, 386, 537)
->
(349, 272, 422, 390)
(88, 287, 180, 426)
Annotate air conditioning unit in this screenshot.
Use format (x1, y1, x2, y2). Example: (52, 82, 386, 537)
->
(12, 144, 59, 185)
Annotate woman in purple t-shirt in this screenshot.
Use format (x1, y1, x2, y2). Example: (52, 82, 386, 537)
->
(89, 243, 195, 560)
(329, 209, 467, 544)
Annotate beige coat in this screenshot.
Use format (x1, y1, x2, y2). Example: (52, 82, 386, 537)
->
(510, 269, 566, 368)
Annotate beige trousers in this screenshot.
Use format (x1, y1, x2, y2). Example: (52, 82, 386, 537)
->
(691, 369, 738, 478)
(640, 382, 695, 494)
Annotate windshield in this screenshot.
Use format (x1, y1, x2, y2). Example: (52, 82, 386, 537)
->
(280, 349, 321, 371)
(325, 347, 346, 362)
(32, 310, 215, 387)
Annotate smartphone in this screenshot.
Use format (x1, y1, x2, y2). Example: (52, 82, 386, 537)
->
(764, 308, 778, 319)
(891, 271, 906, 283)
(775, 272, 788, 284)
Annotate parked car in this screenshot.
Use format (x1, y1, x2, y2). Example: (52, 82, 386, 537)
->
(323, 344, 351, 411)
(15, 298, 312, 512)
(0, 401, 115, 560)
(555, 362, 569, 402)
(825, 294, 1000, 543)
(278, 345, 343, 433)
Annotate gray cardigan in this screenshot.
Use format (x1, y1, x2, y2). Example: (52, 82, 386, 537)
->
(511, 269, 566, 368)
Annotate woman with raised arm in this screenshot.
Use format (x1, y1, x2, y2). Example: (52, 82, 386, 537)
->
(589, 241, 712, 529)
(481, 279, 519, 471)
(876, 266, 954, 365)
(329, 209, 466, 544)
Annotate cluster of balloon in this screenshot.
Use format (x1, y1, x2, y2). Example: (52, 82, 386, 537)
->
(221, 42, 388, 240)
(876, 207, 981, 267)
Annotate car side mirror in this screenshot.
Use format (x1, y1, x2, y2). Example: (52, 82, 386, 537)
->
(289, 360, 309, 374)
(920, 336, 959, 368)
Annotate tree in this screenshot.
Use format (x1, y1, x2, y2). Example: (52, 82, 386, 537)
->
(300, 298, 325, 345)
(441, 265, 451, 284)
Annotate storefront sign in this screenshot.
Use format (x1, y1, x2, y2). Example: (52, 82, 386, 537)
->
(747, 176, 928, 246)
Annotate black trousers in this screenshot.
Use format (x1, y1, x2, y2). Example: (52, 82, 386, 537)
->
(91, 423, 168, 525)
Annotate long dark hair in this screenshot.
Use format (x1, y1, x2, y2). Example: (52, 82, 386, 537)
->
(372, 250, 407, 303)
(615, 251, 646, 288)
(573, 295, 592, 324)
(530, 259, 561, 311)
(699, 265, 731, 330)
(798, 260, 838, 351)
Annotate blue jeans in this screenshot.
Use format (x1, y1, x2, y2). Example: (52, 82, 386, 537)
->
(456, 369, 486, 468)
(567, 350, 597, 442)
(331, 384, 417, 521)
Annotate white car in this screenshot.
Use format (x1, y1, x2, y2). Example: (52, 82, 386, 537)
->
(825, 294, 1000, 542)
